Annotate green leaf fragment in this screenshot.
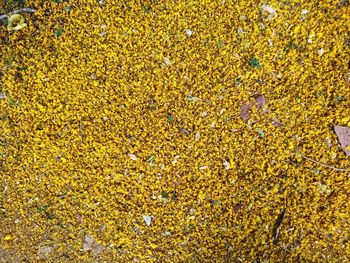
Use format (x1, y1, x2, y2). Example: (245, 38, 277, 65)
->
(143, 5, 150, 13)
(256, 128, 264, 138)
(167, 114, 174, 122)
(217, 40, 224, 49)
(248, 57, 261, 68)
(336, 96, 346, 103)
(147, 155, 156, 165)
(161, 191, 169, 199)
(54, 28, 64, 37)
(312, 168, 320, 174)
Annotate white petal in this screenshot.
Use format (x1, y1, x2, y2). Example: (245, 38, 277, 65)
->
(223, 159, 231, 170)
(172, 155, 180, 164)
(128, 154, 137, 160)
(142, 215, 152, 226)
(163, 57, 172, 66)
(317, 48, 325, 56)
(195, 131, 201, 141)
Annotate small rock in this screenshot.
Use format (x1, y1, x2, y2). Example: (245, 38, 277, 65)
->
(83, 235, 95, 251)
(37, 246, 53, 260)
(91, 243, 104, 257)
(83, 235, 104, 256)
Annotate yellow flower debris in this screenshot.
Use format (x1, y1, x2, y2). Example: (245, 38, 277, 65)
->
(0, 0, 350, 261)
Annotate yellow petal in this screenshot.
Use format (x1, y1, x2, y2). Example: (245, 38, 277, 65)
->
(4, 234, 12, 241)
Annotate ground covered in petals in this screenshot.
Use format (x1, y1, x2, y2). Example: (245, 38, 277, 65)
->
(0, 0, 350, 262)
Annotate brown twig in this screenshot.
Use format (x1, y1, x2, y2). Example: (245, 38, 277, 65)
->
(296, 149, 350, 172)
(0, 8, 36, 21)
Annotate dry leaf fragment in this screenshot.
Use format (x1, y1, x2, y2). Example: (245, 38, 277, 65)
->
(334, 125, 350, 156)
(254, 94, 266, 109)
(240, 101, 254, 120)
(271, 118, 283, 127)
(240, 95, 266, 121)
(178, 127, 191, 135)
